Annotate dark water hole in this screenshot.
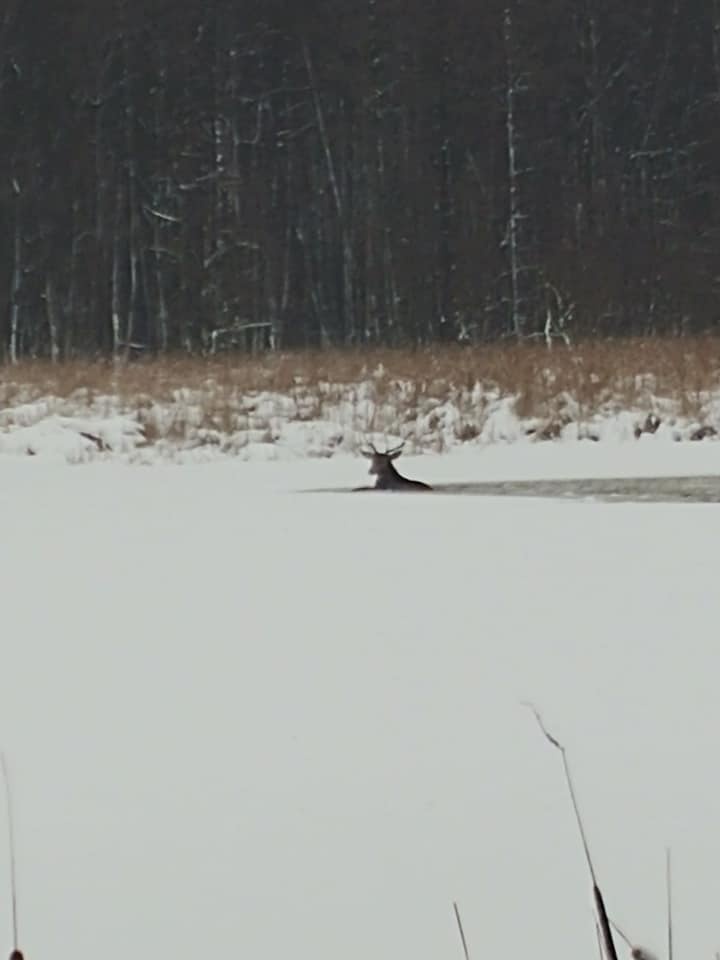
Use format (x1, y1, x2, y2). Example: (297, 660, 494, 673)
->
(304, 475, 720, 503)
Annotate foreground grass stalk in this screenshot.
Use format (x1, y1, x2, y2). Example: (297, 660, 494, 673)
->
(666, 848, 673, 960)
(453, 901, 471, 960)
(524, 703, 619, 960)
(1, 753, 20, 954)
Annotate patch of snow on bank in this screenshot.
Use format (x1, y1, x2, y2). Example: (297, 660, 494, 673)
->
(0, 413, 143, 462)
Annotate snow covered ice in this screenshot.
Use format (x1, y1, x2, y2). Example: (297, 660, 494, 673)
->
(0, 445, 719, 960)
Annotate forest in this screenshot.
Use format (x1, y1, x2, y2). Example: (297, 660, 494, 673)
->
(1, 0, 719, 360)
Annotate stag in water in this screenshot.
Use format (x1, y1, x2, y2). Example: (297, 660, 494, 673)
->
(355, 441, 432, 491)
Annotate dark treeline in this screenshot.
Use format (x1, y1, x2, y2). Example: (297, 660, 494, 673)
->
(1, 0, 719, 360)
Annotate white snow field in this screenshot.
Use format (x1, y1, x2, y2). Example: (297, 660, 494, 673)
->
(1, 444, 719, 960)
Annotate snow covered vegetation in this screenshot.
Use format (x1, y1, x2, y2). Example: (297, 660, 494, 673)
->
(1, 340, 719, 464)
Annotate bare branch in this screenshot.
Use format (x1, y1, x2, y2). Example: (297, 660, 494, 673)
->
(142, 205, 181, 224)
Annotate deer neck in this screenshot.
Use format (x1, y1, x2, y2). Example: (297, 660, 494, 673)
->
(375, 461, 406, 489)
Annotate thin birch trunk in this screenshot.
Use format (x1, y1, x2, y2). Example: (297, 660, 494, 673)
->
(303, 41, 355, 344)
(45, 274, 60, 363)
(123, 36, 139, 353)
(504, 4, 525, 339)
(9, 213, 22, 364)
(111, 184, 123, 357)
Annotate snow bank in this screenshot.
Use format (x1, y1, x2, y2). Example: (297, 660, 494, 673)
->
(0, 412, 144, 462)
(0, 378, 718, 465)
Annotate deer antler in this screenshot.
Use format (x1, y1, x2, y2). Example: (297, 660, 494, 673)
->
(360, 439, 406, 456)
(359, 440, 379, 458)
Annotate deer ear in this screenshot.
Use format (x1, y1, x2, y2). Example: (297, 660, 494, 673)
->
(389, 449, 403, 460)
(360, 449, 374, 458)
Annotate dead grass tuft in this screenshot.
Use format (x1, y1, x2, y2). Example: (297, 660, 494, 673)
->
(3, 337, 720, 402)
(2, 336, 720, 449)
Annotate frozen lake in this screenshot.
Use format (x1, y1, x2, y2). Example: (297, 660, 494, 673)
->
(1, 445, 719, 960)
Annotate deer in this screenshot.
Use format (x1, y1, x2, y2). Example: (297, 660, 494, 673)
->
(354, 441, 432, 491)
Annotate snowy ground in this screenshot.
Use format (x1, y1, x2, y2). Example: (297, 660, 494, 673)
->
(1, 442, 719, 960)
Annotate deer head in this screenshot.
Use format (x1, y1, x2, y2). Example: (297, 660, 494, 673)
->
(360, 441, 405, 476)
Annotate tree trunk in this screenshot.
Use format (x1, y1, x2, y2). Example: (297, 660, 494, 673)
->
(9, 210, 22, 364)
